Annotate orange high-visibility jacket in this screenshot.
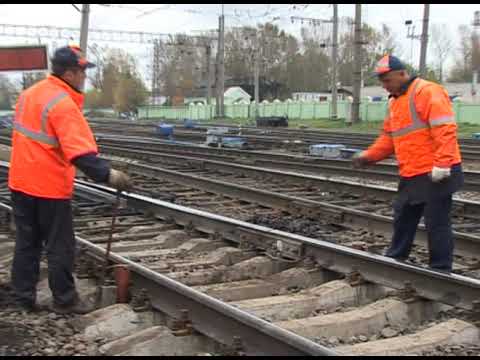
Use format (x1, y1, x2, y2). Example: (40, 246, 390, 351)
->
(8, 75, 98, 199)
(363, 78, 461, 178)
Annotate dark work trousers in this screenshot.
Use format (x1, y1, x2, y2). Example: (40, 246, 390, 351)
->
(385, 194, 454, 271)
(10, 190, 77, 306)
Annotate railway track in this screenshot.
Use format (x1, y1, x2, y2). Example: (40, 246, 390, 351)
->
(90, 152, 480, 272)
(2, 134, 480, 268)
(1, 177, 480, 355)
(85, 120, 480, 161)
(3, 134, 480, 270)
(93, 135, 480, 192)
(124, 119, 480, 148)
(1, 122, 480, 355)
(9, 139, 480, 270)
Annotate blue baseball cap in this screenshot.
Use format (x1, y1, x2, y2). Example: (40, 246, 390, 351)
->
(373, 55, 406, 77)
(51, 44, 95, 69)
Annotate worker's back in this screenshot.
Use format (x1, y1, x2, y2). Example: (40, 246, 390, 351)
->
(9, 75, 97, 199)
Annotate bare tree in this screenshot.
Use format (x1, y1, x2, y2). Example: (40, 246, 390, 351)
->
(86, 43, 108, 90)
(448, 25, 472, 82)
(84, 48, 148, 111)
(430, 24, 453, 83)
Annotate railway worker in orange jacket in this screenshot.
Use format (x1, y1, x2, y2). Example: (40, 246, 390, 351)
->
(9, 45, 132, 313)
(352, 55, 463, 273)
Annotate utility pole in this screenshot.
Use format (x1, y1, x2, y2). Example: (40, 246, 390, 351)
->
(331, 4, 338, 120)
(418, 4, 430, 77)
(216, 5, 225, 119)
(254, 45, 260, 119)
(472, 11, 480, 102)
(79, 4, 90, 55)
(351, 4, 362, 125)
(206, 44, 212, 105)
(152, 39, 160, 105)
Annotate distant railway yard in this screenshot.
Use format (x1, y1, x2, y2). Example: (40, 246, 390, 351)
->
(1, 119, 480, 356)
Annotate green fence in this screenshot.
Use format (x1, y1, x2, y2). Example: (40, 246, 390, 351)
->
(139, 100, 480, 124)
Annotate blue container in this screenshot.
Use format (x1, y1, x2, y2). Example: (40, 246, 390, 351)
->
(183, 118, 196, 129)
(156, 124, 174, 137)
(472, 133, 480, 140)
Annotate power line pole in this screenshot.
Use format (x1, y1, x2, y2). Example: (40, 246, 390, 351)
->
(331, 4, 338, 121)
(80, 4, 90, 55)
(351, 3, 362, 125)
(216, 5, 225, 119)
(418, 4, 430, 77)
(471, 11, 480, 102)
(206, 44, 212, 105)
(254, 43, 260, 119)
(152, 39, 160, 105)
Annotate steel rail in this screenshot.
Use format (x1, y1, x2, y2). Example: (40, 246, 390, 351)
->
(93, 129, 480, 161)
(93, 121, 480, 148)
(96, 136, 480, 191)
(0, 198, 334, 356)
(74, 181, 480, 311)
(86, 155, 480, 258)
(99, 145, 480, 215)
(90, 123, 480, 152)
(0, 159, 479, 257)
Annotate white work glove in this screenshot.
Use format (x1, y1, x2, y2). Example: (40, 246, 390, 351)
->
(430, 166, 451, 183)
(108, 169, 132, 191)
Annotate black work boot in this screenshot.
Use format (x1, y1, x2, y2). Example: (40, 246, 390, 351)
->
(51, 297, 95, 315)
(16, 300, 46, 313)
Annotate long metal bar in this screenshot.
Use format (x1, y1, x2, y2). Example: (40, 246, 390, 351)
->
(94, 131, 480, 160)
(97, 155, 480, 257)
(90, 129, 480, 161)
(74, 122, 480, 148)
(75, 181, 480, 311)
(99, 145, 480, 214)
(100, 142, 400, 180)
(100, 144, 398, 198)
(96, 139, 480, 192)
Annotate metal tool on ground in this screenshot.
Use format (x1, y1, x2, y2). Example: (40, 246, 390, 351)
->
(101, 188, 122, 285)
(95, 188, 124, 308)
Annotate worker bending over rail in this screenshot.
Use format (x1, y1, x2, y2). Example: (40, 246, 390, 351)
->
(352, 55, 463, 273)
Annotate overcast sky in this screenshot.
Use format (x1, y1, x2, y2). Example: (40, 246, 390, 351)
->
(1, 4, 479, 89)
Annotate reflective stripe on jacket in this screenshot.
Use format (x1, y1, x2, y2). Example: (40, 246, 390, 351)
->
(364, 78, 462, 178)
(8, 75, 98, 199)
